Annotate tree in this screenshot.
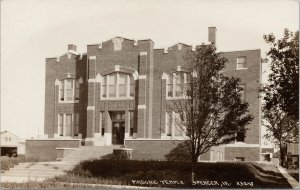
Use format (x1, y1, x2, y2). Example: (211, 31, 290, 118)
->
(262, 106, 298, 166)
(171, 44, 253, 181)
(263, 29, 299, 120)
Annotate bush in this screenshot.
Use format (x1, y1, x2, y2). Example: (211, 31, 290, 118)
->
(0, 155, 25, 171)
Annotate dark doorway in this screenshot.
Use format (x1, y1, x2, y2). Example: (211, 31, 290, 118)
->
(111, 112, 125, 145)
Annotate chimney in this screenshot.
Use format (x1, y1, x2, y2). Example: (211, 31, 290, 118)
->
(68, 44, 77, 52)
(208, 27, 217, 45)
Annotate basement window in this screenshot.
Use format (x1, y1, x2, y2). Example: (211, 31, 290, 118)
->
(235, 157, 245, 161)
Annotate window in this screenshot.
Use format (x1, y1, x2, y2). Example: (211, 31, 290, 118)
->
(58, 114, 63, 136)
(58, 113, 79, 137)
(166, 111, 172, 136)
(167, 72, 191, 98)
(236, 131, 245, 142)
(237, 57, 247, 69)
(165, 111, 185, 137)
(65, 79, 73, 101)
(101, 72, 135, 99)
(129, 75, 135, 97)
(108, 74, 117, 97)
(129, 111, 134, 136)
(75, 81, 80, 100)
(100, 112, 105, 136)
(59, 79, 80, 102)
(60, 81, 64, 101)
(74, 113, 79, 136)
(174, 112, 184, 137)
(167, 75, 173, 97)
(238, 84, 246, 101)
(175, 72, 184, 97)
(119, 73, 127, 97)
(235, 157, 245, 161)
(65, 114, 72, 136)
(210, 150, 214, 161)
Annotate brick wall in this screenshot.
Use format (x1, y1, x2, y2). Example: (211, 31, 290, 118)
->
(224, 146, 260, 161)
(125, 139, 185, 160)
(222, 50, 261, 144)
(44, 51, 87, 138)
(25, 139, 81, 161)
(86, 38, 155, 141)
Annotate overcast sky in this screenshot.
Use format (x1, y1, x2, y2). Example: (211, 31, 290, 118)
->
(1, 0, 298, 145)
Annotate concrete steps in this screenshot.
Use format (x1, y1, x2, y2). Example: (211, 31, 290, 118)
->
(1, 145, 120, 183)
(62, 145, 120, 162)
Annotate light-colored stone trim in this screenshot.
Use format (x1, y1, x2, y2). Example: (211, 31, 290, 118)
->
(88, 78, 95, 83)
(78, 77, 83, 84)
(139, 75, 146, 80)
(114, 65, 120, 72)
(140, 52, 147, 56)
(177, 43, 182, 50)
(133, 71, 139, 80)
(55, 79, 60, 86)
(26, 139, 81, 141)
(96, 73, 102, 83)
(225, 143, 260, 147)
(67, 49, 80, 55)
(112, 37, 124, 51)
(89, 56, 96, 60)
(161, 72, 168, 80)
(138, 105, 146, 109)
(87, 106, 95, 110)
(125, 138, 185, 141)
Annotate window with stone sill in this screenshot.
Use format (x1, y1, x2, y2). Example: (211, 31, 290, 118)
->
(166, 72, 191, 99)
(58, 113, 79, 137)
(101, 72, 135, 99)
(165, 111, 186, 137)
(236, 56, 247, 70)
(59, 79, 80, 103)
(129, 111, 134, 136)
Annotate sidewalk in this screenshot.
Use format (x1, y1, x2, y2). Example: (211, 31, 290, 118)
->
(277, 166, 299, 189)
(1, 176, 46, 183)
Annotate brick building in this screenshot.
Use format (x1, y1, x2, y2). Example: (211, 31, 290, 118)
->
(43, 27, 262, 161)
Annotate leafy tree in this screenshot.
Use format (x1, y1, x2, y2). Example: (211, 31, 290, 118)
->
(171, 44, 253, 181)
(263, 29, 299, 120)
(263, 106, 298, 166)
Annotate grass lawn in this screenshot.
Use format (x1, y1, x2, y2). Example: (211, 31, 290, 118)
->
(1, 160, 293, 189)
(1, 160, 290, 188)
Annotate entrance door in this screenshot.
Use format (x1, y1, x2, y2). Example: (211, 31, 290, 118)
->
(111, 112, 125, 145)
(112, 121, 125, 145)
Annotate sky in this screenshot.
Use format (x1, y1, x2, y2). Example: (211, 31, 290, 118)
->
(1, 0, 299, 146)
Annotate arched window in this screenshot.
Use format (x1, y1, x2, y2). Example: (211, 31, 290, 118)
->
(166, 72, 191, 98)
(101, 72, 135, 99)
